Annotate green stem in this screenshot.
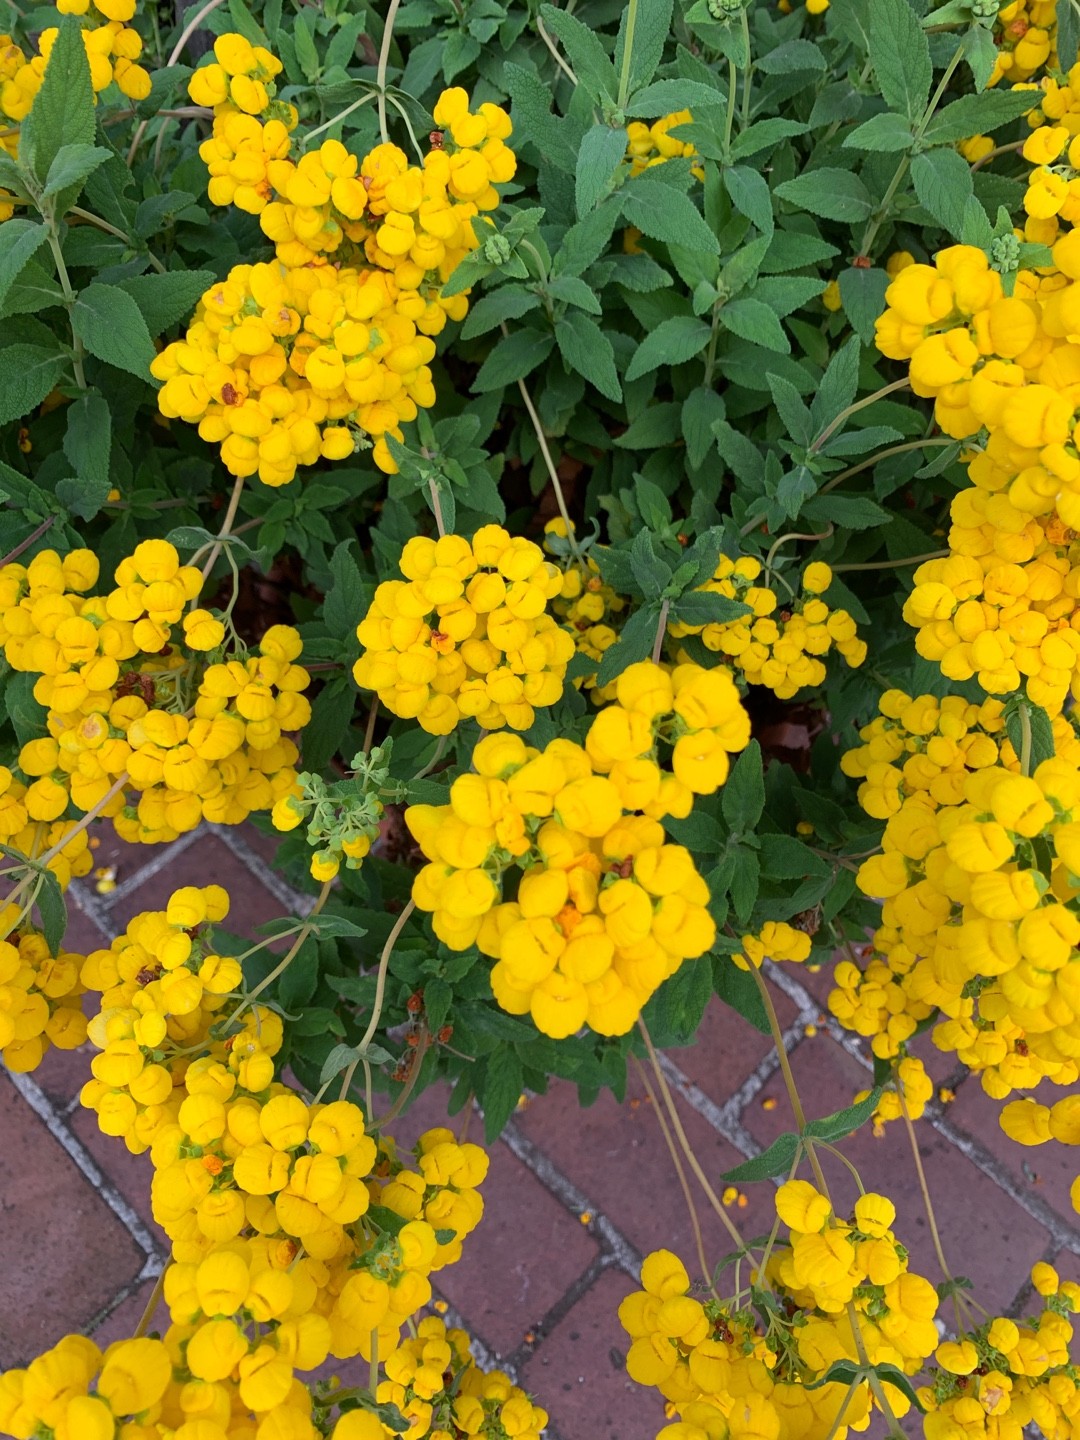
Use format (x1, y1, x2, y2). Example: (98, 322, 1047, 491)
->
(46, 227, 86, 390)
(70, 207, 167, 274)
(1019, 703, 1033, 777)
(724, 56, 737, 155)
(831, 548, 947, 573)
(739, 7, 752, 128)
(358, 899, 416, 1057)
(303, 90, 376, 147)
(818, 437, 954, 495)
(651, 597, 670, 664)
(376, 0, 402, 145)
(225, 881, 332, 1028)
(809, 378, 910, 456)
(617, 0, 639, 109)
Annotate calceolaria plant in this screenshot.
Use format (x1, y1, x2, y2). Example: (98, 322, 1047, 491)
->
(1, 0, 1080, 1434)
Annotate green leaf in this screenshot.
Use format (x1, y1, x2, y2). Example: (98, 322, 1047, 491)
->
(324, 539, 367, 641)
(18, 17, 95, 184)
(774, 169, 872, 224)
(767, 372, 813, 446)
(721, 297, 789, 353)
(301, 679, 356, 772)
(804, 1088, 882, 1141)
(626, 315, 711, 381)
(724, 166, 773, 234)
(721, 1131, 800, 1183)
(60, 393, 112, 520)
(228, 0, 270, 46)
(615, 402, 681, 448)
(460, 287, 541, 340)
(842, 112, 915, 152)
(730, 118, 808, 160)
(616, 0, 673, 96)
(924, 88, 1049, 144)
(71, 283, 155, 378)
(806, 1360, 862, 1392)
(627, 78, 721, 116)
(540, 4, 618, 101)
(811, 335, 861, 431)
(802, 494, 890, 529)
(759, 835, 830, 880)
(116, 270, 215, 337)
(5, 672, 48, 747)
(480, 1048, 523, 1142)
(595, 603, 662, 686)
(556, 310, 622, 401)
(1004, 696, 1056, 769)
(873, 1364, 926, 1413)
(0, 221, 49, 312)
(0, 343, 68, 426)
(673, 590, 751, 626)
(911, 148, 975, 241)
(837, 266, 889, 345)
(682, 387, 726, 469)
(713, 952, 769, 1034)
(621, 169, 720, 253)
(575, 123, 629, 218)
(319, 1043, 360, 1086)
(630, 529, 673, 599)
(962, 23, 998, 91)
(309, 913, 368, 939)
(39, 143, 111, 213)
(722, 740, 765, 834)
(36, 870, 67, 957)
(869, 0, 932, 120)
(472, 329, 554, 391)
(1060, 0, 1080, 71)
(548, 274, 602, 314)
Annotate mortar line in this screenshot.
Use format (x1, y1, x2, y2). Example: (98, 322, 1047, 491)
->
(82, 1253, 163, 1341)
(500, 1120, 643, 1279)
(503, 1254, 610, 1373)
(104, 826, 206, 903)
(206, 823, 315, 913)
(433, 1297, 506, 1375)
(5, 1069, 163, 1265)
(67, 878, 118, 940)
(654, 1050, 763, 1161)
(761, 963, 1080, 1254)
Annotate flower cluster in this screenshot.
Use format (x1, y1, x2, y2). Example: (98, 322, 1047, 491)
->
(0, 0, 150, 142)
(622, 1183, 940, 1440)
(0, 763, 93, 889)
(920, 1264, 1080, 1440)
(544, 521, 629, 701)
(163, 69, 517, 483)
(353, 528, 575, 734)
(272, 744, 397, 882)
(988, 0, 1056, 86)
(0, 909, 86, 1073)
(0, 543, 310, 843)
(669, 558, 865, 699)
(733, 920, 812, 970)
(15, 878, 516, 1440)
(406, 663, 748, 1038)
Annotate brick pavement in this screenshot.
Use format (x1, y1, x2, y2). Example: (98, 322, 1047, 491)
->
(1, 822, 1078, 1440)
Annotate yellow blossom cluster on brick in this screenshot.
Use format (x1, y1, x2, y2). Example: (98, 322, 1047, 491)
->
(0, 543, 310, 843)
(732, 920, 812, 970)
(669, 557, 865, 699)
(0, 906, 86, 1073)
(164, 69, 516, 484)
(621, 1185, 940, 1440)
(354, 528, 575, 734)
(404, 673, 746, 1037)
(920, 1264, 1080, 1440)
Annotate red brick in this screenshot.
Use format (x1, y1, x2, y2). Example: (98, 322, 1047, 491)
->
(31, 1039, 95, 1108)
(0, 1073, 145, 1366)
(88, 1273, 164, 1348)
(518, 1074, 773, 1275)
(947, 1081, 1080, 1235)
(107, 834, 289, 937)
(432, 1141, 598, 1357)
(672, 987, 797, 1106)
(69, 1105, 159, 1236)
(85, 823, 186, 885)
(521, 1268, 666, 1440)
(743, 1037, 1052, 1316)
(236, 819, 285, 867)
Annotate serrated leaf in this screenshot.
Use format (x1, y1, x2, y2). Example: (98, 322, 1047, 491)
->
(724, 165, 774, 234)
(71, 283, 155, 378)
(60, 393, 111, 520)
(36, 870, 67, 956)
(621, 168, 720, 253)
(116, 270, 215, 337)
(672, 590, 751, 625)
(869, 0, 932, 120)
(682, 387, 726, 469)
(460, 287, 541, 340)
(324, 539, 367, 641)
(39, 143, 111, 212)
(575, 122, 629, 217)
(1060, 0, 1080, 71)
(721, 297, 789, 353)
(730, 118, 808, 160)
(924, 87, 1047, 144)
(319, 1043, 359, 1085)
(911, 147, 975, 241)
(556, 310, 622, 401)
(722, 740, 764, 834)
(627, 78, 721, 116)
(626, 315, 710, 381)
(0, 344, 68, 426)
(595, 603, 662, 686)
(802, 494, 891, 529)
(775, 169, 872, 224)
(767, 372, 814, 446)
(616, 0, 673, 96)
(804, 1088, 882, 1141)
(0, 221, 49, 312)
(472, 329, 554, 391)
(480, 1048, 523, 1142)
(18, 17, 95, 184)
(721, 1131, 800, 1183)
(540, 3, 618, 101)
(842, 112, 915, 152)
(838, 266, 889, 345)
